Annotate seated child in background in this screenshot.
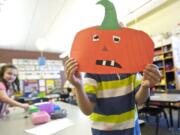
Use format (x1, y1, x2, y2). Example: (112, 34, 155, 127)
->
(0, 64, 29, 118)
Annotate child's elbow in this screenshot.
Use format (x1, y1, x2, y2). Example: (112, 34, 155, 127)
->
(81, 106, 94, 116)
(135, 97, 147, 106)
(82, 110, 93, 116)
(136, 100, 144, 106)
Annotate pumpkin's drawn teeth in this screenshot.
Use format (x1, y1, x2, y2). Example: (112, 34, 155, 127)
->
(102, 60, 106, 66)
(111, 60, 115, 66)
(96, 60, 122, 68)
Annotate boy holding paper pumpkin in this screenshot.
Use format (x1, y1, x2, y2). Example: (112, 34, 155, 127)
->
(65, 0, 161, 135)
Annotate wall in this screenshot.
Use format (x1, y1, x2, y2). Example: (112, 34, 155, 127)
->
(0, 49, 66, 89)
(0, 49, 63, 63)
(127, 0, 180, 35)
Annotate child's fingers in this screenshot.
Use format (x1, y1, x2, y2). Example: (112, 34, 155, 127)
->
(69, 66, 78, 80)
(145, 68, 161, 79)
(143, 70, 160, 83)
(145, 66, 161, 78)
(146, 64, 159, 69)
(66, 64, 77, 79)
(65, 58, 74, 66)
(143, 74, 157, 85)
(66, 63, 78, 79)
(144, 70, 160, 83)
(65, 59, 76, 68)
(65, 59, 77, 73)
(145, 64, 160, 75)
(66, 62, 78, 74)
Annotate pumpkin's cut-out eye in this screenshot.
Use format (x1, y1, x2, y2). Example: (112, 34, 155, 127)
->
(92, 34, 100, 42)
(113, 36, 120, 44)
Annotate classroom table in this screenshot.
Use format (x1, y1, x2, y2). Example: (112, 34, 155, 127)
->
(150, 93, 180, 128)
(16, 94, 60, 104)
(45, 94, 60, 99)
(0, 102, 92, 135)
(0, 102, 145, 135)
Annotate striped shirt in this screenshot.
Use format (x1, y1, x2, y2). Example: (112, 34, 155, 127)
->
(83, 73, 142, 135)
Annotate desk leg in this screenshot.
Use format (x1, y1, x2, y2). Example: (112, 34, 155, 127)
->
(169, 103, 174, 128)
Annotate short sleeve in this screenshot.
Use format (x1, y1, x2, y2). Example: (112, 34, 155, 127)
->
(133, 73, 143, 94)
(0, 82, 6, 91)
(83, 73, 98, 102)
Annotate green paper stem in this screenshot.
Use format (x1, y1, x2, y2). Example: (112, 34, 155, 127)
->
(97, 0, 120, 30)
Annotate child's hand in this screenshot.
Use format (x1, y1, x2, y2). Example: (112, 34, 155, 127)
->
(142, 64, 161, 87)
(65, 58, 82, 88)
(5, 108, 10, 114)
(22, 103, 29, 111)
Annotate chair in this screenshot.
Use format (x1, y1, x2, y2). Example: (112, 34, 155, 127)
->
(172, 103, 180, 129)
(32, 97, 49, 104)
(138, 98, 169, 135)
(167, 90, 180, 129)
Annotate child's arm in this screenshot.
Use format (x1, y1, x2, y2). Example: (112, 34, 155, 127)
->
(0, 90, 29, 110)
(65, 58, 95, 115)
(135, 64, 161, 105)
(135, 84, 150, 105)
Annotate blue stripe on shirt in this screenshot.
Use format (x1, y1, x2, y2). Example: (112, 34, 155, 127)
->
(94, 91, 135, 115)
(92, 127, 134, 135)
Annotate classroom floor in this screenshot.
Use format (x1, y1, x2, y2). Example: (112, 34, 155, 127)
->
(140, 110, 180, 135)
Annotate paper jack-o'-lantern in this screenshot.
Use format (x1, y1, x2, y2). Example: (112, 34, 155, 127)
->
(71, 0, 154, 74)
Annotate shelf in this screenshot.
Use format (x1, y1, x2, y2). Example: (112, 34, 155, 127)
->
(155, 89, 166, 93)
(152, 38, 179, 91)
(154, 52, 163, 56)
(162, 40, 172, 47)
(154, 49, 172, 57)
(153, 59, 164, 62)
(164, 57, 173, 60)
(155, 84, 166, 86)
(162, 43, 172, 47)
(154, 57, 173, 61)
(158, 67, 164, 69)
(164, 50, 172, 54)
(166, 69, 175, 73)
(154, 40, 171, 48)
(155, 46, 162, 49)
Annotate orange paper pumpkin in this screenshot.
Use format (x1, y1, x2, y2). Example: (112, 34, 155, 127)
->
(70, 0, 154, 74)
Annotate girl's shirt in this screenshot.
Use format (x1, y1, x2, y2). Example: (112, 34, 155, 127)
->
(0, 82, 11, 118)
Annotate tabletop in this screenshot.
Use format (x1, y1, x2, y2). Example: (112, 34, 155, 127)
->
(0, 101, 145, 135)
(150, 93, 180, 103)
(0, 102, 92, 135)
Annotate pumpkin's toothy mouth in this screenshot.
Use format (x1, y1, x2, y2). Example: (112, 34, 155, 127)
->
(96, 60, 122, 68)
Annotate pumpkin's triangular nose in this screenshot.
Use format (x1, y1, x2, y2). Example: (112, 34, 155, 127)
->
(102, 46, 108, 52)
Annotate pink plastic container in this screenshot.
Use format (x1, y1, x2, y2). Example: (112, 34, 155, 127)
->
(31, 111, 50, 125)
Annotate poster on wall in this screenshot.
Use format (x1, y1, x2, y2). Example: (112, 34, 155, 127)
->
(39, 80, 46, 87)
(172, 36, 180, 89)
(172, 37, 180, 68)
(54, 79, 62, 89)
(46, 80, 55, 94)
(39, 86, 46, 92)
(23, 80, 39, 97)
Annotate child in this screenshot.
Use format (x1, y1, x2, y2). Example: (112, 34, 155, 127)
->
(0, 64, 29, 118)
(65, 58, 161, 135)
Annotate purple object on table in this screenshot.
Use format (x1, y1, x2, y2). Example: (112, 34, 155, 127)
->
(38, 102, 55, 114)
